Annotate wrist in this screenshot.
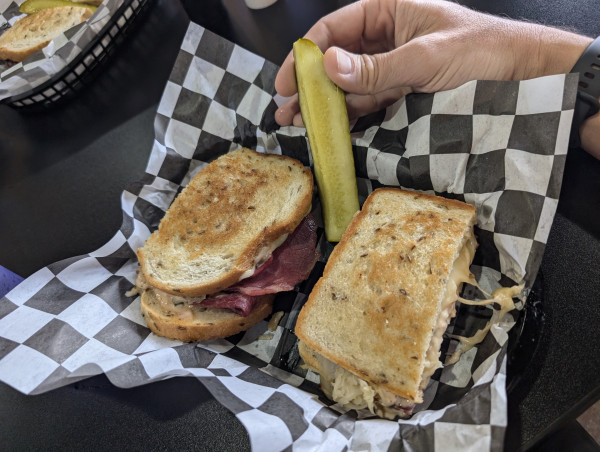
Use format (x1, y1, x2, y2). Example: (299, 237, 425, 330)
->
(516, 24, 592, 79)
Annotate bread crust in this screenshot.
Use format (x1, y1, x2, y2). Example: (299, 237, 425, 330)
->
(297, 340, 321, 371)
(295, 188, 476, 403)
(137, 148, 314, 298)
(0, 6, 92, 62)
(141, 288, 275, 342)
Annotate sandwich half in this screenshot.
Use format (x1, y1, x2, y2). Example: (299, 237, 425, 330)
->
(135, 148, 319, 342)
(295, 188, 477, 419)
(0, 6, 93, 62)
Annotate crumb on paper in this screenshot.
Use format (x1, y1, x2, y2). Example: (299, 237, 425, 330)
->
(268, 311, 284, 331)
(257, 333, 274, 341)
(125, 286, 139, 297)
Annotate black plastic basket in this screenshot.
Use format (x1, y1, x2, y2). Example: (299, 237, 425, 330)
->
(1, 0, 151, 110)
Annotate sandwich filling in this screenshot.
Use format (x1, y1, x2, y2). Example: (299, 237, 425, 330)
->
(302, 344, 417, 419)
(420, 233, 477, 387)
(135, 215, 319, 318)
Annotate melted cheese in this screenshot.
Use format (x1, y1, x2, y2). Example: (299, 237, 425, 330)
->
(238, 234, 288, 280)
(420, 234, 477, 388)
(420, 230, 523, 369)
(446, 283, 524, 365)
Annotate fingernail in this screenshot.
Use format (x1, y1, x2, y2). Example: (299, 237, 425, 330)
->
(336, 50, 353, 75)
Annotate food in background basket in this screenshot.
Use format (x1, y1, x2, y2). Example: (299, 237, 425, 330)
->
(18, 0, 97, 14)
(131, 148, 320, 342)
(0, 3, 95, 62)
(296, 189, 478, 418)
(56, 0, 102, 5)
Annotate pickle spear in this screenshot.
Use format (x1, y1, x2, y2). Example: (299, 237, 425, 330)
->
(19, 0, 97, 14)
(293, 38, 359, 242)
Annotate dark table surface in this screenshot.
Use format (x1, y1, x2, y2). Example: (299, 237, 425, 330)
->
(0, 0, 599, 450)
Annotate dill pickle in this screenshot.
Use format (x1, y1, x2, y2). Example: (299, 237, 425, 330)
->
(19, 0, 97, 14)
(293, 38, 360, 242)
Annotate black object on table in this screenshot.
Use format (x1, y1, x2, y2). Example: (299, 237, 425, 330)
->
(0, 0, 598, 450)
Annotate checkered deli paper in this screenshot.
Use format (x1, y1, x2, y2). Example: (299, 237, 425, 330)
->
(0, 0, 125, 99)
(0, 22, 577, 451)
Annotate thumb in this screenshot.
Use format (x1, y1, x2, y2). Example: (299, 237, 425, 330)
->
(323, 46, 420, 95)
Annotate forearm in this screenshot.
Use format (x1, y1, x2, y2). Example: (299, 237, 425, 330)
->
(519, 24, 592, 78)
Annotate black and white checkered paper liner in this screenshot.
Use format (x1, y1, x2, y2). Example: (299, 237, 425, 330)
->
(0, 22, 577, 451)
(0, 0, 124, 99)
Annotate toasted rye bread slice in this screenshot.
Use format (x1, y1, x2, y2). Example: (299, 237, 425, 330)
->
(295, 188, 476, 403)
(0, 6, 92, 62)
(137, 148, 314, 298)
(141, 288, 275, 342)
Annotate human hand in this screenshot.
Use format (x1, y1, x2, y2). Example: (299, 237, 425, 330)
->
(275, 0, 592, 127)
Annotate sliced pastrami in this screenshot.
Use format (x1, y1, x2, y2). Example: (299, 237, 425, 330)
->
(195, 215, 319, 316)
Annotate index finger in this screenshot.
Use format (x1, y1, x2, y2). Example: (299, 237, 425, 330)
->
(275, 1, 370, 97)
